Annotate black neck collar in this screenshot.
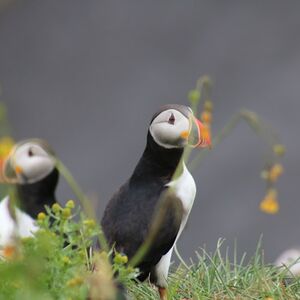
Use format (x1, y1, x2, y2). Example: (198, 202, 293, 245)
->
(131, 132, 184, 183)
(15, 168, 59, 218)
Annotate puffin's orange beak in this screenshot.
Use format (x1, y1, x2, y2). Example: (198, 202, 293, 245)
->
(194, 117, 211, 148)
(1, 154, 18, 183)
(181, 116, 211, 148)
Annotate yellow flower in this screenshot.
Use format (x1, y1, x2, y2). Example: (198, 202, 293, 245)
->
(66, 277, 84, 287)
(0, 137, 14, 181)
(114, 253, 128, 264)
(260, 189, 279, 214)
(52, 203, 62, 213)
(62, 256, 71, 265)
(204, 100, 213, 112)
(121, 255, 128, 264)
(273, 144, 286, 157)
(0, 136, 14, 158)
(83, 219, 96, 228)
(200, 125, 212, 148)
(62, 208, 71, 219)
(66, 200, 75, 209)
(188, 89, 200, 103)
(37, 212, 46, 221)
(201, 111, 212, 124)
(269, 164, 284, 182)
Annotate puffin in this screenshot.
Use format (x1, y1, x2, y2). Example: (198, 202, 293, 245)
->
(0, 139, 58, 250)
(275, 247, 300, 276)
(101, 104, 211, 299)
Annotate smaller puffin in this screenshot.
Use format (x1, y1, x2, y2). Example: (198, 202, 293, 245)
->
(275, 247, 300, 276)
(102, 104, 211, 299)
(0, 139, 59, 250)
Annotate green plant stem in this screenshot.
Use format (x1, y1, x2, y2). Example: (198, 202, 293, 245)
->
(55, 159, 108, 252)
(174, 244, 190, 270)
(188, 109, 281, 172)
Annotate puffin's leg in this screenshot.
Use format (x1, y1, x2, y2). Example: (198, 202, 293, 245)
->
(158, 287, 168, 300)
(151, 249, 173, 300)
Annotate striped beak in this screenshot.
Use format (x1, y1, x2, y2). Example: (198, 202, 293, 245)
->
(1, 141, 28, 184)
(1, 154, 18, 184)
(185, 116, 211, 148)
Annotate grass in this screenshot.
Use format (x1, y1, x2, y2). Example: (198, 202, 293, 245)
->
(1, 203, 300, 300)
(128, 241, 300, 300)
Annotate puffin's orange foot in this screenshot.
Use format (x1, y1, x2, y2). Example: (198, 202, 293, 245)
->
(158, 287, 168, 300)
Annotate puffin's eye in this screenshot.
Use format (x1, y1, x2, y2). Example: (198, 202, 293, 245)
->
(28, 148, 34, 157)
(168, 113, 175, 125)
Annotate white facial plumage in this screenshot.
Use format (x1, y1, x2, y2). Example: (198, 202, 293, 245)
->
(149, 109, 190, 149)
(5, 141, 55, 184)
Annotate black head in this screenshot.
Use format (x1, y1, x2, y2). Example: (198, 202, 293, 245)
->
(1, 139, 59, 217)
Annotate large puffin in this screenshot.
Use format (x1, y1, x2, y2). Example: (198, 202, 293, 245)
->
(101, 104, 211, 299)
(0, 139, 58, 250)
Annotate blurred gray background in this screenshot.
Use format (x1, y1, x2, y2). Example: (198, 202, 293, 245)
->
(0, 0, 299, 262)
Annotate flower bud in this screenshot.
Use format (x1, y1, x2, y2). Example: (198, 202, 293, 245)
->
(83, 219, 96, 228)
(260, 189, 279, 214)
(37, 212, 46, 221)
(188, 89, 200, 103)
(62, 208, 71, 219)
(273, 144, 286, 157)
(204, 100, 213, 112)
(52, 203, 62, 213)
(201, 111, 212, 124)
(269, 164, 284, 183)
(66, 200, 75, 209)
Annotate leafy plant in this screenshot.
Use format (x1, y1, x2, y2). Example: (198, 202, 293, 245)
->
(0, 201, 138, 300)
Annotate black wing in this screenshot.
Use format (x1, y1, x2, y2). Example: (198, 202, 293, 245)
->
(101, 180, 183, 280)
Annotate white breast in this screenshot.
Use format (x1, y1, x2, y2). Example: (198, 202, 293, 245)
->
(0, 196, 38, 247)
(166, 163, 196, 238)
(153, 163, 196, 287)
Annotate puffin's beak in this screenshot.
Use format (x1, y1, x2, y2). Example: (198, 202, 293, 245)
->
(2, 155, 18, 183)
(181, 116, 211, 148)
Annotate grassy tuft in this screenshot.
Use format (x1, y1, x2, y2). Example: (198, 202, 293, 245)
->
(128, 240, 300, 299)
